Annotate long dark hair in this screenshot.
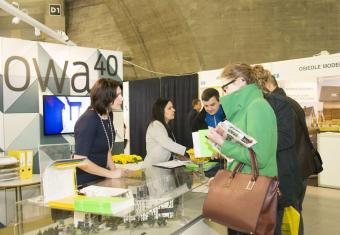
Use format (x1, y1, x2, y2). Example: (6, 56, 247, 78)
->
(90, 78, 121, 115)
(151, 97, 174, 140)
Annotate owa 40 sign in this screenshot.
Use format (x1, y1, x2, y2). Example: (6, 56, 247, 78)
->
(3, 52, 122, 93)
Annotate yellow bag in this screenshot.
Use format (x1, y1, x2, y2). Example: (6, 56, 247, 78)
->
(281, 206, 300, 235)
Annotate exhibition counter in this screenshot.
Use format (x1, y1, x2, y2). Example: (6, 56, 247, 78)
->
(317, 132, 340, 189)
(15, 167, 219, 234)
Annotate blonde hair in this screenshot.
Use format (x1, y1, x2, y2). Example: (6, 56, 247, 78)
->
(220, 63, 272, 91)
(251, 65, 272, 91)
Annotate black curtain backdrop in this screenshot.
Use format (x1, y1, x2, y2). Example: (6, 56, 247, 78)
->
(160, 74, 198, 147)
(129, 78, 160, 157)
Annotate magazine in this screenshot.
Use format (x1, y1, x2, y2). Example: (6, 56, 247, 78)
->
(218, 120, 257, 148)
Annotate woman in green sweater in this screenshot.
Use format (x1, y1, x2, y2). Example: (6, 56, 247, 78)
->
(207, 63, 278, 235)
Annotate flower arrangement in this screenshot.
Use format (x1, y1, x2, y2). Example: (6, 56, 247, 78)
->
(112, 154, 142, 164)
(186, 148, 210, 164)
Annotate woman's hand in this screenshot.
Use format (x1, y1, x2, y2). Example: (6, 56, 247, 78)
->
(108, 168, 123, 178)
(175, 153, 190, 161)
(208, 177, 214, 187)
(207, 128, 225, 146)
(215, 124, 228, 139)
(123, 169, 141, 178)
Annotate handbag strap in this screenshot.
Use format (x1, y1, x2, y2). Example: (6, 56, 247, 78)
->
(231, 148, 259, 181)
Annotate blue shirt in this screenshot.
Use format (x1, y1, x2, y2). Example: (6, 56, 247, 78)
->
(204, 106, 224, 127)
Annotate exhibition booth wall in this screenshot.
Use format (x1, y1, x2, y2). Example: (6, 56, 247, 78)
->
(198, 53, 340, 189)
(0, 37, 124, 225)
(0, 37, 124, 173)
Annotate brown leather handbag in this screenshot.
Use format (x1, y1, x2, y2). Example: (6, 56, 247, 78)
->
(203, 149, 279, 235)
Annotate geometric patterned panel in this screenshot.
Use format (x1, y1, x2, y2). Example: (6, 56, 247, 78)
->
(39, 133, 70, 145)
(5, 80, 39, 113)
(96, 50, 123, 82)
(2, 74, 38, 113)
(38, 114, 72, 145)
(68, 47, 101, 96)
(37, 43, 71, 95)
(98, 49, 123, 81)
(3, 113, 40, 149)
(2, 38, 38, 112)
(0, 37, 123, 160)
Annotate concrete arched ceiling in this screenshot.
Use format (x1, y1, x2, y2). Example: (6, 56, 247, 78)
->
(77, 0, 337, 80)
(2, 0, 339, 81)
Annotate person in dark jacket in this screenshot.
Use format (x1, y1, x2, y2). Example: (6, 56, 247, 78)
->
(252, 67, 304, 235)
(185, 98, 202, 147)
(191, 88, 226, 177)
(187, 98, 202, 128)
(264, 74, 315, 235)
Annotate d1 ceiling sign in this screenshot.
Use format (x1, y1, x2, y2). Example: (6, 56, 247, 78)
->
(49, 4, 61, 16)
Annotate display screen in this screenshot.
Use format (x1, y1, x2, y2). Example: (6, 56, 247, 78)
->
(43, 95, 91, 135)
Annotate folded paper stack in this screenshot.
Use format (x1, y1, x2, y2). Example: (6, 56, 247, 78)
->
(0, 156, 19, 182)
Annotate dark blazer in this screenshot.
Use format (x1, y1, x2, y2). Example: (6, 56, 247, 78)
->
(185, 109, 199, 147)
(265, 93, 303, 207)
(187, 109, 199, 129)
(192, 108, 208, 132)
(272, 88, 316, 178)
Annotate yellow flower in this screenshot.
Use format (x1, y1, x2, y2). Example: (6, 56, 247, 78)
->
(186, 148, 210, 164)
(112, 154, 143, 163)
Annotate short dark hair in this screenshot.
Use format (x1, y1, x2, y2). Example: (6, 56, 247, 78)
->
(201, 88, 220, 102)
(90, 78, 121, 115)
(192, 98, 200, 107)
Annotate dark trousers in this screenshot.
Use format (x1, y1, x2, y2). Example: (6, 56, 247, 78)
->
(204, 160, 224, 178)
(297, 178, 308, 235)
(274, 206, 285, 235)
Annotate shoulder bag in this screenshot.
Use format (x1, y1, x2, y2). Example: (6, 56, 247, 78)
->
(202, 149, 279, 235)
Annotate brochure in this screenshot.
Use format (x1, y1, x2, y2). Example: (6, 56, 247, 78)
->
(192, 129, 214, 158)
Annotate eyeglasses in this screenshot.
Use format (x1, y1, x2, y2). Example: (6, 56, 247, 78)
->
(221, 79, 237, 92)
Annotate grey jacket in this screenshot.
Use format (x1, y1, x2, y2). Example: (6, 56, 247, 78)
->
(144, 120, 186, 167)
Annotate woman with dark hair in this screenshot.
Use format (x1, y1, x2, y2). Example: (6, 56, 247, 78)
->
(73, 78, 124, 186)
(144, 98, 187, 167)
